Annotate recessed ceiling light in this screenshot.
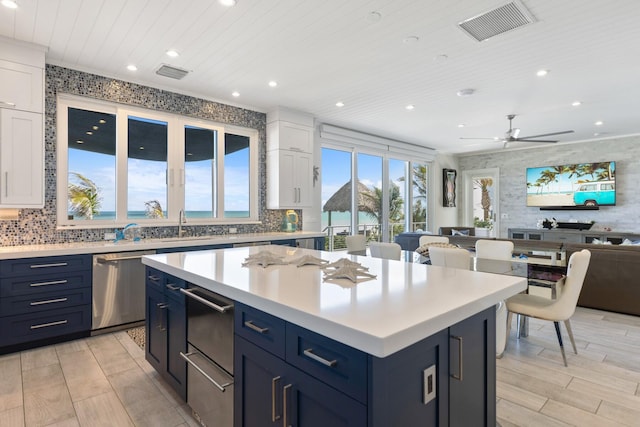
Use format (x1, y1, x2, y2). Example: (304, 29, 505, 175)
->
(218, 0, 236, 6)
(433, 54, 448, 63)
(456, 88, 475, 97)
(139, 146, 145, 150)
(405, 104, 415, 110)
(99, 119, 106, 124)
(1, 0, 18, 9)
(335, 101, 344, 107)
(595, 120, 604, 126)
(76, 140, 84, 144)
(127, 64, 138, 71)
(536, 69, 549, 77)
(403, 36, 419, 44)
(166, 49, 179, 58)
(268, 81, 278, 88)
(92, 125, 99, 130)
(366, 11, 382, 22)
(232, 91, 240, 97)
(457, 123, 465, 128)
(85, 131, 93, 135)
(572, 101, 582, 107)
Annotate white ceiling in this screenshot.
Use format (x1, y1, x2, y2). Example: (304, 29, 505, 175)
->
(2, 0, 640, 154)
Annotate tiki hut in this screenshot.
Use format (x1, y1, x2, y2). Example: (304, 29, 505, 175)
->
(322, 180, 377, 226)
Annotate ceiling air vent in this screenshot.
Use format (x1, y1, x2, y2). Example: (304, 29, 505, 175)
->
(458, 0, 536, 42)
(155, 64, 190, 80)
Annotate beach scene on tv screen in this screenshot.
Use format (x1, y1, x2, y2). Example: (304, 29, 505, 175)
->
(526, 161, 616, 207)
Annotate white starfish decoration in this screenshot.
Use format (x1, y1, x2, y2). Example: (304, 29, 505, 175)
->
(323, 265, 377, 283)
(290, 255, 329, 267)
(321, 258, 369, 271)
(242, 252, 287, 268)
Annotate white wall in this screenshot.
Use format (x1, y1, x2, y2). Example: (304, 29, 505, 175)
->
(457, 135, 640, 237)
(431, 153, 459, 233)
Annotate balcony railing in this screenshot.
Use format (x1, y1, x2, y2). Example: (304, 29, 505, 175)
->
(322, 221, 427, 251)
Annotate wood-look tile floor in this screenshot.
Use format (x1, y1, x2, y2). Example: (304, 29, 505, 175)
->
(0, 307, 639, 426)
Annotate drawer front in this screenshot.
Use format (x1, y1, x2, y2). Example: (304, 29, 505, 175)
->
(164, 274, 186, 302)
(0, 269, 90, 298)
(235, 302, 286, 359)
(0, 270, 90, 297)
(0, 287, 91, 316)
(285, 323, 367, 403)
(0, 255, 92, 277)
(0, 305, 91, 347)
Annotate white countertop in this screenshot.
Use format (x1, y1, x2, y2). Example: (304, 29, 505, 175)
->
(142, 245, 527, 358)
(0, 231, 324, 259)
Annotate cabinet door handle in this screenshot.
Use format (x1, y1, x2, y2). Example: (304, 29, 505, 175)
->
(156, 303, 168, 331)
(180, 288, 233, 313)
(244, 320, 269, 334)
(271, 376, 282, 422)
(450, 335, 463, 381)
(30, 297, 68, 306)
(30, 319, 68, 330)
(283, 383, 292, 427)
(179, 351, 233, 392)
(29, 279, 68, 288)
(30, 262, 68, 269)
(303, 348, 337, 367)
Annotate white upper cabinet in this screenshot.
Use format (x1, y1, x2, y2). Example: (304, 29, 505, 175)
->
(0, 109, 44, 207)
(0, 60, 44, 113)
(267, 120, 313, 153)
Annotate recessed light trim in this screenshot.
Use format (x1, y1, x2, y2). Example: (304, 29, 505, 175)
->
(268, 80, 278, 88)
(335, 101, 344, 107)
(85, 131, 93, 135)
(403, 36, 419, 44)
(456, 88, 475, 97)
(166, 49, 179, 58)
(1, 0, 18, 9)
(405, 104, 415, 110)
(572, 101, 582, 107)
(367, 11, 382, 22)
(218, 0, 236, 6)
(595, 120, 604, 126)
(127, 64, 138, 71)
(232, 91, 240, 97)
(457, 123, 465, 128)
(536, 69, 549, 77)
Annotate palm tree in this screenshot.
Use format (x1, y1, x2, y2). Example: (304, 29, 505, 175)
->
(145, 200, 165, 218)
(473, 178, 493, 222)
(360, 182, 404, 239)
(68, 172, 101, 219)
(399, 164, 427, 228)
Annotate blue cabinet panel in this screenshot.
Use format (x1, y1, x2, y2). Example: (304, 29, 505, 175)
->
(0, 270, 91, 297)
(0, 287, 91, 316)
(235, 302, 286, 359)
(0, 255, 92, 277)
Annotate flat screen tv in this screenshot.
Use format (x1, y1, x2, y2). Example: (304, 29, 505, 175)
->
(526, 161, 616, 207)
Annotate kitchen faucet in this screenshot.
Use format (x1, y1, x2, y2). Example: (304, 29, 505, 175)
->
(178, 209, 187, 237)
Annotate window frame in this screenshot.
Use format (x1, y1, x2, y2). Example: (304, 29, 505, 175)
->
(56, 94, 259, 229)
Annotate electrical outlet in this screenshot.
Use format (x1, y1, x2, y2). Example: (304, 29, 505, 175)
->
(423, 365, 436, 404)
(501, 213, 509, 219)
(229, 227, 237, 234)
(104, 232, 116, 240)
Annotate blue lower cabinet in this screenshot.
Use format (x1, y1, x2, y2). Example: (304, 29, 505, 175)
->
(235, 336, 366, 427)
(144, 267, 187, 400)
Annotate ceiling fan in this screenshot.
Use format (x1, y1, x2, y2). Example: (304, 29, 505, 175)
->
(461, 114, 574, 146)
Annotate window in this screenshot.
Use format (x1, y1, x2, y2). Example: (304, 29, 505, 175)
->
(57, 96, 258, 228)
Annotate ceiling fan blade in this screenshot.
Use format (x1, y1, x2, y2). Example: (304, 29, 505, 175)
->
(512, 128, 520, 139)
(517, 130, 574, 139)
(516, 139, 558, 143)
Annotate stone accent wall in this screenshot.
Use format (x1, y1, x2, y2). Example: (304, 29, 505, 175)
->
(458, 137, 640, 237)
(0, 65, 294, 246)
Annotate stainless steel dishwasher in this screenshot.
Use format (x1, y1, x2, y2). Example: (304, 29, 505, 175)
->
(92, 250, 156, 331)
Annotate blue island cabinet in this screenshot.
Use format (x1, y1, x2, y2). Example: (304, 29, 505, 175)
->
(145, 267, 187, 400)
(235, 303, 496, 427)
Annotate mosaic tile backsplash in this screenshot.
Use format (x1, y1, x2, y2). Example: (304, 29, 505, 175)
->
(0, 65, 298, 246)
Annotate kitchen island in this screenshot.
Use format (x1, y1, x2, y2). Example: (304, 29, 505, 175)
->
(142, 245, 527, 426)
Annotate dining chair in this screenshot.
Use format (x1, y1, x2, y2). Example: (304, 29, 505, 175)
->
(419, 235, 450, 246)
(369, 242, 402, 260)
(506, 249, 591, 366)
(345, 235, 367, 255)
(428, 246, 470, 269)
(475, 239, 514, 260)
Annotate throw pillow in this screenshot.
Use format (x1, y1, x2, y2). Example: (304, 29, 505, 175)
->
(451, 229, 470, 236)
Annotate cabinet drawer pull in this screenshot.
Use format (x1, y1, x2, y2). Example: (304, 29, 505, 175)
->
(30, 297, 68, 306)
(272, 376, 282, 422)
(29, 279, 68, 287)
(244, 320, 269, 334)
(283, 383, 292, 427)
(30, 262, 68, 269)
(148, 274, 161, 281)
(166, 284, 181, 291)
(450, 335, 463, 381)
(30, 319, 68, 330)
(303, 348, 337, 367)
